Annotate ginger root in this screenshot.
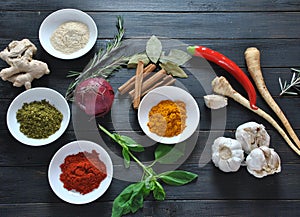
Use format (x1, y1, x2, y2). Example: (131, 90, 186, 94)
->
(0, 39, 50, 89)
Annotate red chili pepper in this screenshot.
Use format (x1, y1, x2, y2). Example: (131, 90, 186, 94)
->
(187, 45, 258, 110)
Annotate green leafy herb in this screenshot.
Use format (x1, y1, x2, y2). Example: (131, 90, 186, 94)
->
(158, 170, 198, 186)
(146, 35, 162, 64)
(122, 148, 131, 168)
(152, 181, 166, 201)
(279, 68, 300, 96)
(98, 124, 198, 217)
(112, 134, 144, 152)
(65, 16, 127, 100)
(160, 61, 188, 78)
(112, 182, 150, 217)
(127, 53, 150, 68)
(154, 143, 185, 164)
(132, 36, 191, 78)
(160, 49, 192, 66)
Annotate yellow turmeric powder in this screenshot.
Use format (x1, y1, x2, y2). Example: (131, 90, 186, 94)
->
(147, 100, 187, 137)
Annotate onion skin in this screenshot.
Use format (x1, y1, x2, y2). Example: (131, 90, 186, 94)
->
(75, 78, 114, 116)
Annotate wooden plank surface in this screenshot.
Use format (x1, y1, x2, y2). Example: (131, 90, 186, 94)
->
(1, 0, 299, 12)
(0, 12, 300, 39)
(1, 1, 300, 217)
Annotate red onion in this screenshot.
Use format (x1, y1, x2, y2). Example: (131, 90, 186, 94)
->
(75, 77, 114, 116)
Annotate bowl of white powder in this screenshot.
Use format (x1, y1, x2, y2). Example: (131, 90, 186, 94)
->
(39, 9, 98, 59)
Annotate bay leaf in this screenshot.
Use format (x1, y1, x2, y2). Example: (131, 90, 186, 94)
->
(160, 62, 188, 78)
(160, 49, 192, 66)
(146, 35, 162, 64)
(127, 53, 150, 68)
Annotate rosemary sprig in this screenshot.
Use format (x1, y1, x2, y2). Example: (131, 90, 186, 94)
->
(279, 68, 300, 96)
(65, 16, 126, 100)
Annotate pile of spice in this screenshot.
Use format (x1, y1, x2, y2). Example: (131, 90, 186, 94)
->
(16, 99, 63, 139)
(60, 150, 107, 195)
(147, 100, 187, 137)
(50, 21, 89, 54)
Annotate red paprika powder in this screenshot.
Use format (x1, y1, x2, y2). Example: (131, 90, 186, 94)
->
(60, 150, 107, 195)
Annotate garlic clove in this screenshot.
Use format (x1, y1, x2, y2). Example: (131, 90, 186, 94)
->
(235, 121, 270, 154)
(246, 146, 281, 178)
(204, 94, 228, 109)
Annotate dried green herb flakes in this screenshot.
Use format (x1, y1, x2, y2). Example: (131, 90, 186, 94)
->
(16, 99, 63, 139)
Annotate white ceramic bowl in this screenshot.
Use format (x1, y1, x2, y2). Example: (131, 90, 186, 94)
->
(39, 8, 98, 59)
(138, 86, 200, 144)
(7, 87, 70, 146)
(48, 140, 113, 204)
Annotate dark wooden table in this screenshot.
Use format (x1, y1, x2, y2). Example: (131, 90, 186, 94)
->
(1, 1, 300, 216)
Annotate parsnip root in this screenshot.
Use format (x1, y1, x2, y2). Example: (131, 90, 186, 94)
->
(244, 47, 300, 149)
(212, 76, 300, 155)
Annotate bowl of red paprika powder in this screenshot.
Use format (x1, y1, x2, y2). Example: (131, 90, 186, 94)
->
(48, 140, 113, 204)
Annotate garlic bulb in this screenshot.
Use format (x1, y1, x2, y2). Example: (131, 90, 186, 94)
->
(212, 137, 244, 172)
(204, 94, 228, 109)
(246, 146, 281, 178)
(235, 121, 270, 154)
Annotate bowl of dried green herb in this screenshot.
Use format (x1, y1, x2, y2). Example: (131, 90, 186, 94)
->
(7, 87, 70, 146)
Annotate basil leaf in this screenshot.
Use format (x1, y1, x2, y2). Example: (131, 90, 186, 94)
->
(112, 133, 121, 141)
(146, 35, 162, 64)
(153, 181, 166, 201)
(127, 53, 150, 68)
(112, 133, 127, 147)
(160, 62, 188, 78)
(118, 135, 144, 152)
(154, 143, 185, 164)
(112, 182, 148, 217)
(154, 143, 173, 159)
(122, 148, 130, 168)
(160, 49, 192, 66)
(158, 170, 198, 186)
(118, 135, 136, 144)
(126, 143, 145, 152)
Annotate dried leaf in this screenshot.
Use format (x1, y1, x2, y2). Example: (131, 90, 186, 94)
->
(160, 49, 192, 66)
(160, 62, 188, 78)
(146, 35, 162, 64)
(127, 53, 150, 68)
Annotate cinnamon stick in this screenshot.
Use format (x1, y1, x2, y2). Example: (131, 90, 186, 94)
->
(118, 63, 156, 94)
(133, 61, 144, 109)
(142, 75, 176, 96)
(129, 69, 166, 98)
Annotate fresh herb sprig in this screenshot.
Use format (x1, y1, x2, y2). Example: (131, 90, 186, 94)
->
(98, 124, 198, 217)
(279, 68, 300, 96)
(66, 16, 128, 100)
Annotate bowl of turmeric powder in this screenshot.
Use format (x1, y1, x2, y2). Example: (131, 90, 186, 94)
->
(138, 86, 200, 144)
(39, 9, 98, 59)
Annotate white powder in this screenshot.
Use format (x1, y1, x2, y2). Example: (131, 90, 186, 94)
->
(50, 21, 90, 54)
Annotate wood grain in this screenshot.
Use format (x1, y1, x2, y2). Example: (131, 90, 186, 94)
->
(1, 1, 300, 217)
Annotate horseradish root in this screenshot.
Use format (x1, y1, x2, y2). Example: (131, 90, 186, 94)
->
(212, 76, 300, 155)
(245, 47, 300, 149)
(0, 39, 50, 89)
